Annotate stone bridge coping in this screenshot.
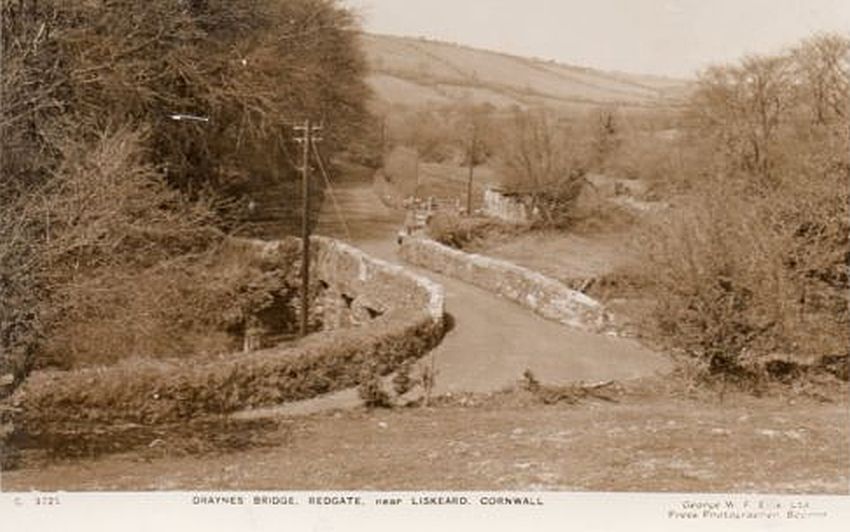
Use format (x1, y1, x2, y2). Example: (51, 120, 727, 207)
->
(414, 238, 599, 305)
(246, 236, 445, 323)
(400, 236, 609, 331)
(312, 236, 445, 322)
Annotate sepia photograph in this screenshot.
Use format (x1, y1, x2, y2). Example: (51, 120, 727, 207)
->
(1, 0, 848, 529)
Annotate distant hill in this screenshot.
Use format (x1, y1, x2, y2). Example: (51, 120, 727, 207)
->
(360, 33, 692, 112)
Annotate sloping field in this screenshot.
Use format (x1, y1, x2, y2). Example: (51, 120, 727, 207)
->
(361, 33, 692, 110)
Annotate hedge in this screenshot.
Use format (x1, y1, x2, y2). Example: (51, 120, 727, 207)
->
(10, 311, 444, 431)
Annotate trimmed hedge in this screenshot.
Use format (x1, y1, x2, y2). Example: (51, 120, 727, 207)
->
(12, 310, 443, 429)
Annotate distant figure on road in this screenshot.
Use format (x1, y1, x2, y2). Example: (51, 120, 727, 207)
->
(398, 209, 418, 244)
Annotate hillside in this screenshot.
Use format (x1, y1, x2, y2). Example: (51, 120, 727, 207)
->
(360, 33, 692, 111)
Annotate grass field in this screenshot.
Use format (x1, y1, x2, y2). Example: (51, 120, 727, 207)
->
(362, 33, 691, 112)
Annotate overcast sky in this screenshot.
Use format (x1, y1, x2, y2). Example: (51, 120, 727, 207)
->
(342, 0, 850, 78)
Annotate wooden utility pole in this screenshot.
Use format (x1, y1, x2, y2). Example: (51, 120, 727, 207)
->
(294, 119, 322, 338)
(466, 125, 476, 216)
(298, 119, 312, 338)
(380, 115, 387, 153)
(414, 149, 421, 199)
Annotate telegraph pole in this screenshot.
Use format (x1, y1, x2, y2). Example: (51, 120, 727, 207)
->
(294, 119, 322, 338)
(466, 125, 476, 216)
(414, 149, 421, 200)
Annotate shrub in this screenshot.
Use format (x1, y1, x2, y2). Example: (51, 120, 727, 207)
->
(392, 109, 458, 163)
(603, 133, 682, 187)
(426, 212, 505, 249)
(0, 129, 309, 372)
(384, 103, 495, 165)
(358, 366, 393, 409)
(391, 359, 416, 396)
(639, 113, 846, 379)
(383, 146, 421, 197)
(639, 193, 790, 372)
(569, 194, 637, 235)
(41, 236, 306, 369)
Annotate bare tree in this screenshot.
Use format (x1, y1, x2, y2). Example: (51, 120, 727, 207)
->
(589, 106, 623, 170)
(791, 33, 850, 126)
(497, 108, 587, 227)
(691, 55, 795, 183)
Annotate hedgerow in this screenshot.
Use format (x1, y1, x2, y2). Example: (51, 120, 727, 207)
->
(11, 312, 444, 430)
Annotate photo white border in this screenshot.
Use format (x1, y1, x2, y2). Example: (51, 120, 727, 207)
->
(2, 491, 850, 531)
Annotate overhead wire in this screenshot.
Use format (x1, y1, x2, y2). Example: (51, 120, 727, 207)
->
(311, 141, 353, 242)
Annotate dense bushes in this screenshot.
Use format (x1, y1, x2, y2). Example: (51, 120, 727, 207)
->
(0, 127, 235, 375)
(480, 34, 848, 383)
(3, 234, 446, 460)
(387, 108, 458, 163)
(42, 233, 306, 369)
(382, 146, 421, 197)
(382, 103, 497, 164)
(1, 0, 370, 196)
(0, 0, 372, 387)
(635, 34, 849, 379)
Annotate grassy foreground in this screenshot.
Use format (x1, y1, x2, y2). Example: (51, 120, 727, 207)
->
(3, 376, 847, 493)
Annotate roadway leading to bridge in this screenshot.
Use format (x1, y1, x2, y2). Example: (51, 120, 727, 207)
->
(311, 176, 672, 398)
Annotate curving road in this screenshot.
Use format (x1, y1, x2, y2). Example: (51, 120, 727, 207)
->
(314, 175, 671, 396)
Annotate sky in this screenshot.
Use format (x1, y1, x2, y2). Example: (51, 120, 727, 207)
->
(342, 0, 850, 78)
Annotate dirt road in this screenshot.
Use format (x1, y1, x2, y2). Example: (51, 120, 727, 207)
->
(315, 176, 671, 395)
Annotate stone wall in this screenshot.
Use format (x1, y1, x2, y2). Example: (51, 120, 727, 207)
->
(311, 236, 444, 328)
(483, 187, 530, 224)
(235, 236, 444, 332)
(399, 237, 609, 332)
